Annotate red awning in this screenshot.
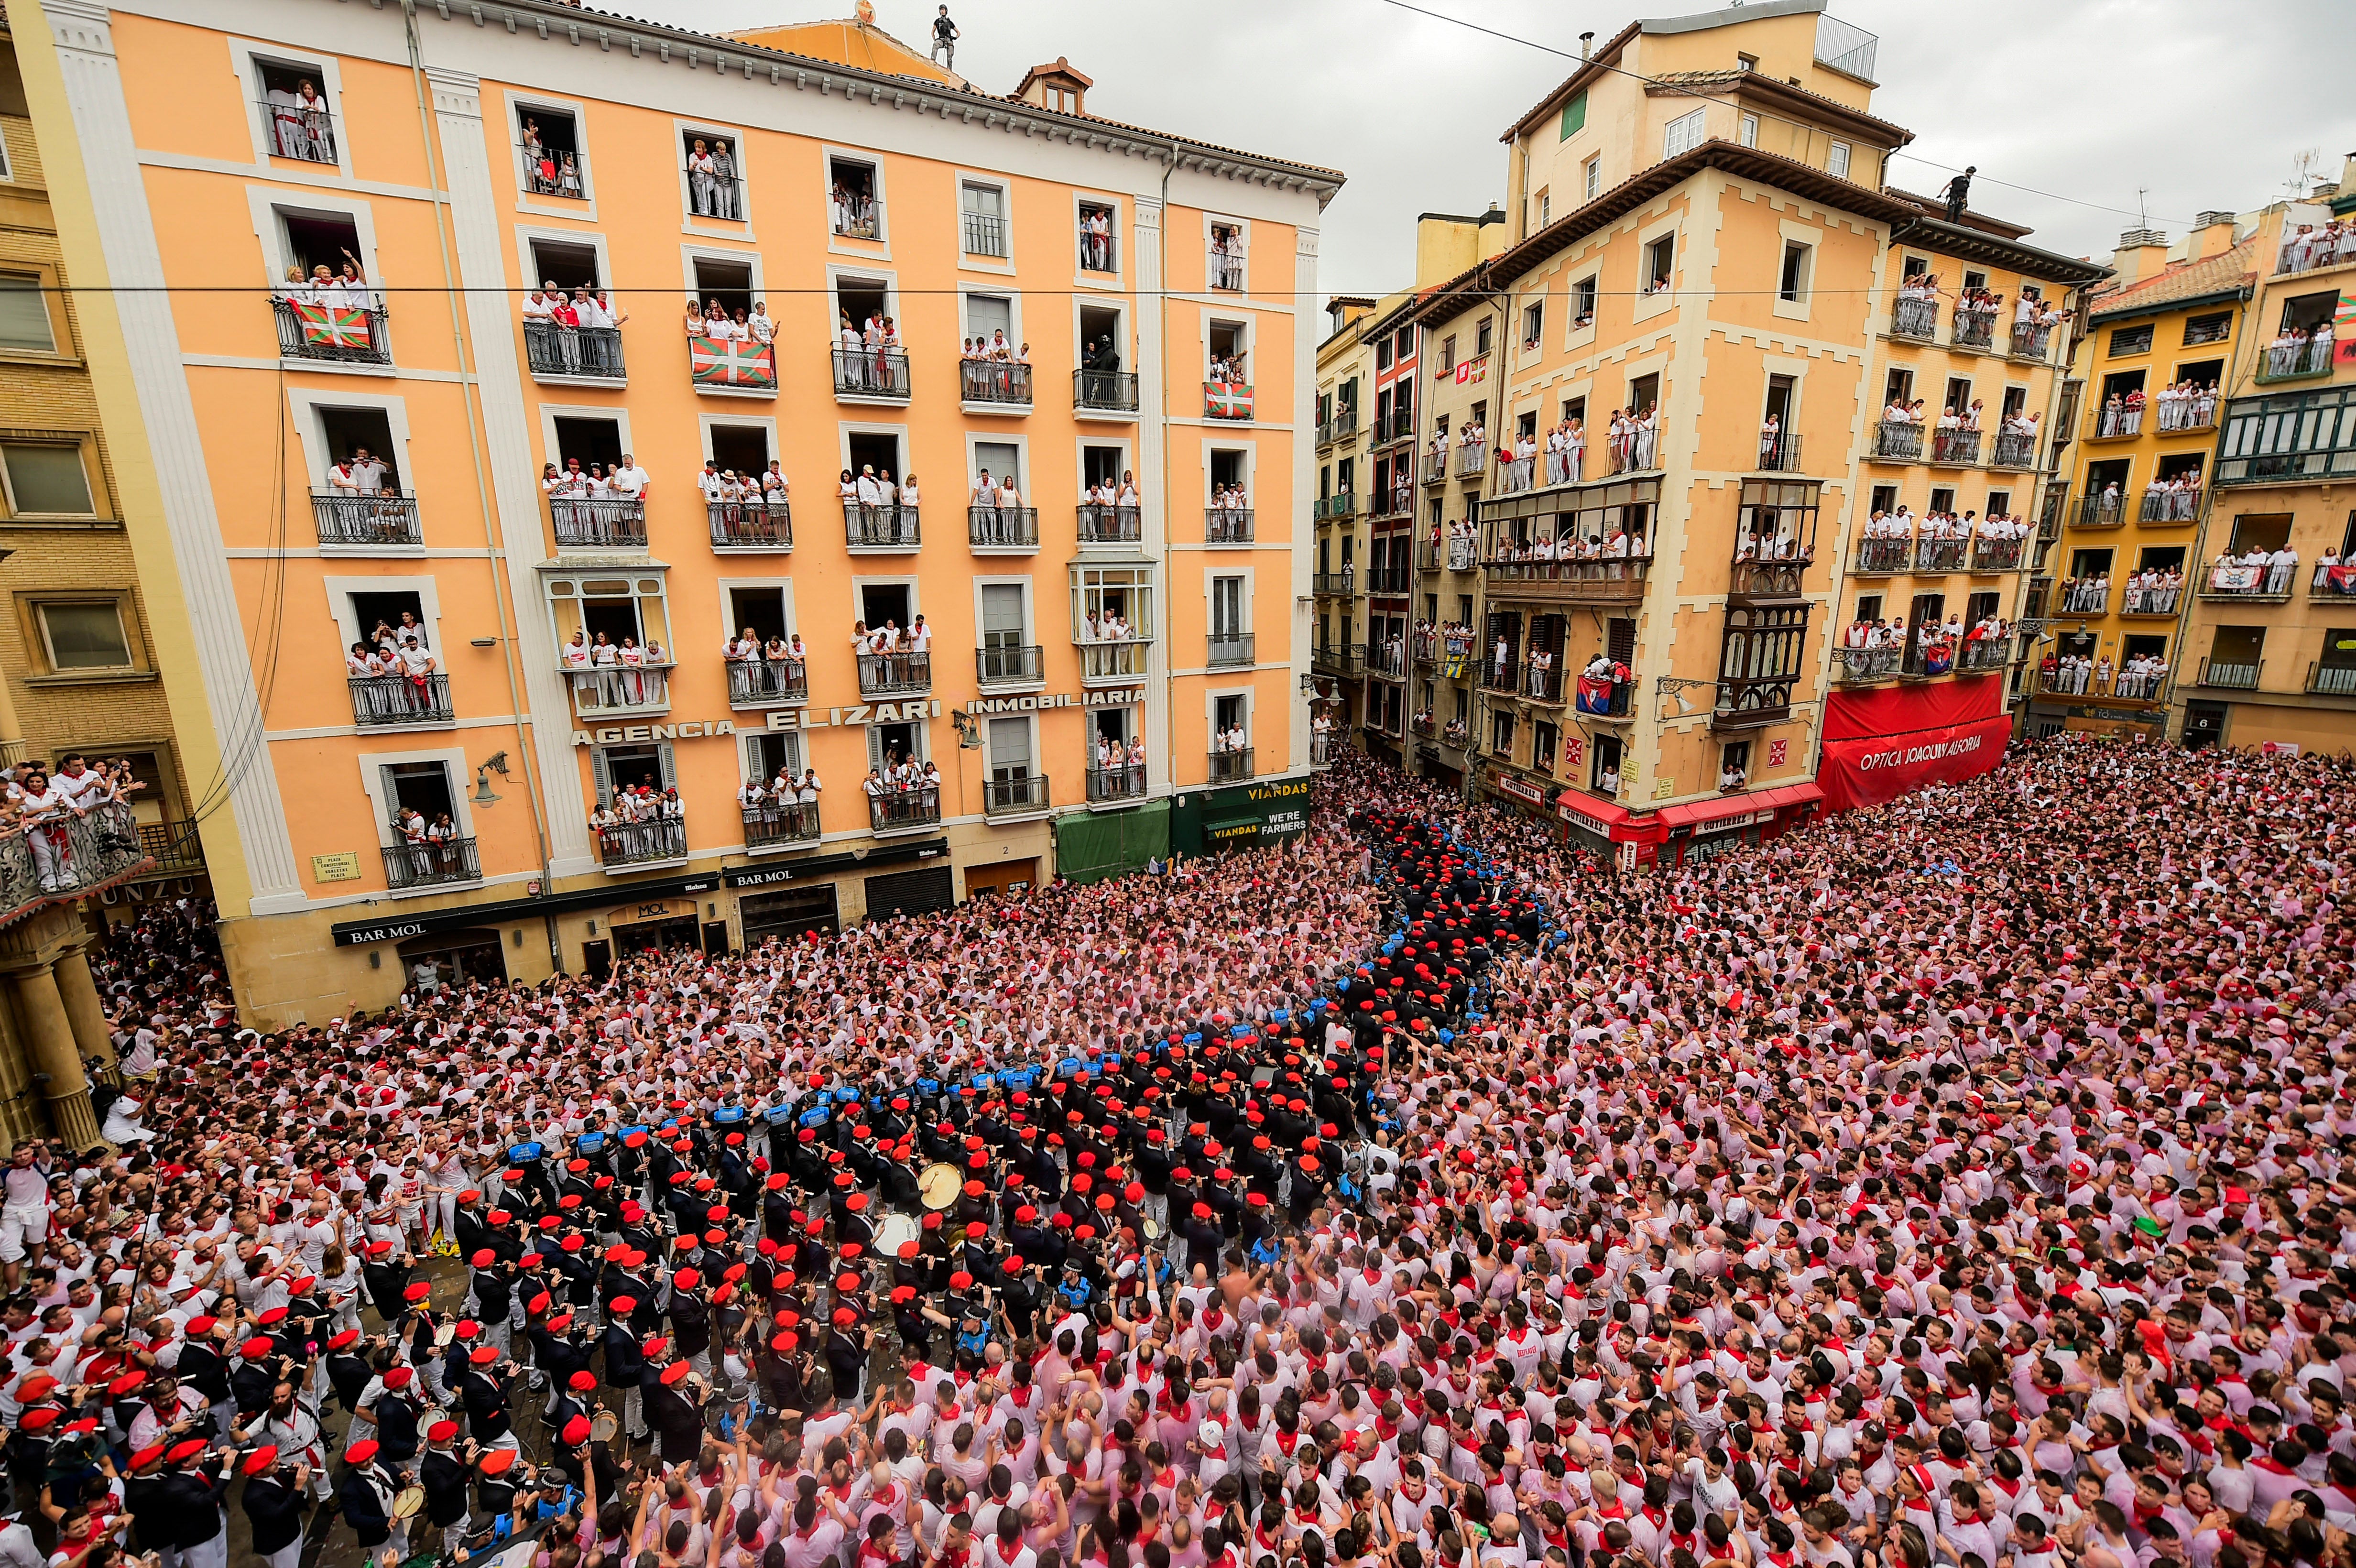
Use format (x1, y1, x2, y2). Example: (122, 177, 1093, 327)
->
(1554, 789, 1630, 829)
(1657, 779, 1824, 829)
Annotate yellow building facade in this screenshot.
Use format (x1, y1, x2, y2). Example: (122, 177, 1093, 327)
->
(1400, 0, 2103, 862)
(15, 0, 1336, 1023)
(2029, 218, 2256, 739)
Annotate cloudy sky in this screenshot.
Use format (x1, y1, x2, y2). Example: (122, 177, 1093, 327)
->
(621, 0, 2356, 291)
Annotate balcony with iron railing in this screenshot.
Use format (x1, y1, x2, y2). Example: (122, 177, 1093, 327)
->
(1441, 718, 1469, 750)
(1366, 641, 1407, 680)
(1712, 674, 1799, 730)
(1890, 294, 1939, 341)
(1410, 712, 1435, 738)
(2139, 487, 2205, 524)
(1377, 407, 1418, 446)
(1374, 485, 1415, 519)
(1317, 408, 1359, 446)
(2310, 662, 2356, 697)
(2313, 565, 2356, 599)
(1087, 763, 1148, 804)
(968, 504, 1040, 552)
(708, 499, 793, 551)
(2196, 657, 2263, 690)
(1853, 537, 1910, 576)
(842, 502, 920, 551)
(726, 657, 808, 708)
(1729, 546, 1813, 599)
(2156, 400, 2221, 435)
(351, 674, 454, 729)
(2088, 404, 2144, 441)
(1834, 646, 1903, 684)
(1497, 456, 1535, 495)
(2202, 556, 2299, 602)
(1314, 493, 1356, 521)
(518, 140, 587, 198)
(1483, 553, 1654, 603)
(314, 490, 423, 548)
(1930, 429, 1982, 466)
(832, 346, 912, 402)
(2111, 668, 2166, 700)
(547, 495, 646, 550)
(2257, 336, 2336, 384)
(261, 100, 339, 163)
(1422, 447, 1451, 485)
(1311, 731, 1338, 767)
(857, 651, 932, 697)
(1952, 305, 1998, 351)
(1970, 537, 2026, 573)
(1205, 507, 1254, 544)
(274, 297, 391, 366)
(1454, 440, 1488, 478)
(1518, 663, 1566, 705)
(1606, 436, 1661, 477)
(1313, 642, 1366, 679)
(1367, 567, 1411, 597)
(595, 816, 687, 870)
(564, 661, 673, 717)
(523, 319, 624, 383)
(1990, 429, 2039, 469)
(832, 193, 883, 240)
(1312, 569, 1356, 597)
(1208, 746, 1256, 784)
(2279, 235, 2356, 278)
(1208, 245, 1246, 292)
(2058, 577, 2111, 615)
(983, 775, 1052, 819)
(743, 803, 822, 852)
(1076, 503, 1142, 545)
(960, 359, 1034, 412)
(961, 210, 1007, 258)
(1203, 382, 1254, 421)
(1914, 536, 1968, 574)
(1573, 675, 1633, 720)
(2077, 493, 2128, 529)
(1754, 432, 1803, 474)
(1078, 638, 1152, 686)
(2119, 584, 2183, 617)
(382, 836, 481, 891)
(1953, 638, 2010, 673)
(1208, 632, 1255, 667)
(1073, 369, 1139, 416)
(976, 643, 1044, 688)
(0, 802, 153, 921)
(135, 821, 205, 876)
(2008, 322, 2053, 361)
(1873, 421, 1924, 460)
(869, 784, 941, 836)
(1476, 656, 1520, 695)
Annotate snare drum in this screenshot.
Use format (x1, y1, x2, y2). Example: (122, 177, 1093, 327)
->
(873, 1212, 920, 1258)
(392, 1486, 426, 1520)
(917, 1162, 964, 1211)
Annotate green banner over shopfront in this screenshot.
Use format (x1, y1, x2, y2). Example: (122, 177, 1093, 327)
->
(1170, 774, 1311, 857)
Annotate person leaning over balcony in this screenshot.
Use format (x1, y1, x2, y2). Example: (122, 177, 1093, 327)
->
(394, 634, 438, 716)
(560, 627, 593, 700)
(687, 138, 719, 217)
(709, 141, 738, 219)
(905, 616, 931, 658)
(346, 641, 385, 682)
(2267, 543, 2300, 595)
(994, 471, 1023, 536)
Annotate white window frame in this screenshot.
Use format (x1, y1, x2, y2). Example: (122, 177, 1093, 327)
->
(834, 420, 910, 482)
(535, 404, 636, 474)
(33, 598, 133, 672)
(0, 438, 101, 520)
(1200, 437, 1255, 508)
(737, 727, 808, 785)
(232, 36, 353, 179)
(1201, 212, 1251, 294)
(714, 574, 798, 645)
(1739, 113, 1759, 148)
(1202, 565, 1255, 650)
(1634, 219, 1680, 326)
(248, 186, 382, 296)
(356, 746, 480, 862)
(1584, 156, 1602, 202)
(850, 572, 923, 635)
(540, 567, 672, 665)
(682, 244, 769, 325)
(513, 225, 611, 299)
(1773, 221, 1820, 322)
(1663, 108, 1708, 160)
(956, 170, 1015, 276)
(825, 264, 903, 343)
(983, 713, 1039, 779)
(823, 146, 891, 258)
(286, 386, 418, 546)
(1827, 141, 1853, 179)
(973, 574, 1039, 645)
(503, 90, 600, 223)
(1203, 684, 1255, 751)
(1077, 434, 1135, 499)
(964, 432, 1031, 502)
(322, 573, 448, 656)
(1202, 310, 1255, 383)
(1567, 270, 1601, 348)
(959, 286, 1024, 359)
(676, 116, 755, 240)
(699, 413, 779, 470)
(1072, 192, 1125, 290)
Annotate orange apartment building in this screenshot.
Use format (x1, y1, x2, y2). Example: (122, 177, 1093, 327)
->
(16, 0, 1336, 1020)
(1395, 0, 2105, 865)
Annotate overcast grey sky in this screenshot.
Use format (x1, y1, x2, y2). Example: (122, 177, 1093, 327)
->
(618, 0, 2356, 291)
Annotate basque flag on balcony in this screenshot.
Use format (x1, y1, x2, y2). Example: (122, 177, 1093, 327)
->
(291, 301, 371, 348)
(1575, 674, 1618, 715)
(1204, 381, 1253, 419)
(690, 334, 777, 390)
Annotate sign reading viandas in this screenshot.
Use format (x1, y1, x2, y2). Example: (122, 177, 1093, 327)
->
(690, 335, 777, 390)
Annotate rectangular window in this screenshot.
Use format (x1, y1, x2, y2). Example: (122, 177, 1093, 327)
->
(0, 274, 56, 352)
(1663, 109, 1707, 159)
(2109, 325, 2155, 357)
(1573, 275, 1597, 327)
(1375, 338, 1392, 371)
(1439, 335, 1456, 373)
(1211, 575, 1244, 639)
(1476, 317, 1494, 357)
(1, 443, 96, 516)
(1827, 141, 1852, 178)
(1522, 301, 1544, 349)
(960, 181, 1007, 257)
(1645, 235, 1676, 292)
(1396, 327, 1413, 361)
(1537, 191, 1550, 228)
(986, 717, 1031, 779)
(1778, 242, 1810, 304)
(2183, 310, 2232, 345)
(36, 600, 132, 670)
(1584, 156, 1601, 201)
(1559, 89, 1587, 141)
(1739, 113, 1759, 148)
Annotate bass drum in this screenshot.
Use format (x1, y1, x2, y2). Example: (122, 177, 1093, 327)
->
(873, 1212, 920, 1260)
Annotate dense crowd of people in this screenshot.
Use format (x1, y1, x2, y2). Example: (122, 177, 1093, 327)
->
(10, 734, 2356, 1568)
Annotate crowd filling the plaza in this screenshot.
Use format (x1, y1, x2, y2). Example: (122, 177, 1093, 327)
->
(5, 735, 2354, 1568)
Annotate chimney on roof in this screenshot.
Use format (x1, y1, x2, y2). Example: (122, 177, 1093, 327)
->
(2188, 210, 2239, 261)
(1580, 31, 1594, 59)
(2112, 228, 2171, 286)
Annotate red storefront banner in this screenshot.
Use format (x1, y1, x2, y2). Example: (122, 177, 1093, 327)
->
(1819, 679, 2008, 810)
